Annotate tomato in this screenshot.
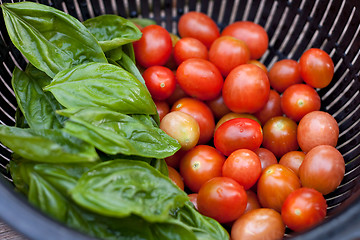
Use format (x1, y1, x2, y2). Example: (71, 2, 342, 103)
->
(160, 111, 200, 151)
(166, 83, 189, 106)
(244, 190, 261, 213)
(254, 148, 278, 172)
(297, 111, 339, 153)
(281, 187, 327, 232)
(154, 100, 170, 121)
(165, 149, 188, 169)
(299, 145, 345, 195)
(171, 97, 215, 144)
(197, 177, 247, 223)
(268, 59, 302, 93)
(178, 11, 220, 48)
(188, 193, 198, 210)
(164, 33, 181, 70)
(176, 58, 223, 101)
(173, 37, 208, 65)
(214, 118, 263, 156)
(215, 112, 261, 131)
(231, 208, 285, 240)
(205, 94, 231, 120)
(221, 21, 268, 60)
(167, 166, 184, 190)
(254, 89, 283, 126)
(257, 164, 301, 212)
(222, 149, 262, 190)
(209, 36, 250, 76)
(279, 151, 305, 177)
(133, 25, 172, 67)
(262, 116, 299, 158)
(248, 60, 268, 74)
(281, 84, 321, 122)
(143, 66, 176, 100)
(299, 48, 334, 89)
(179, 145, 225, 192)
(222, 64, 270, 113)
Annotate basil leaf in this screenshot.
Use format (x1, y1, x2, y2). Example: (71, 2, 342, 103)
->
(116, 50, 146, 85)
(71, 159, 189, 222)
(129, 18, 157, 28)
(58, 107, 180, 158)
(44, 62, 157, 115)
(1, 2, 107, 78)
(0, 125, 99, 163)
(14, 108, 29, 128)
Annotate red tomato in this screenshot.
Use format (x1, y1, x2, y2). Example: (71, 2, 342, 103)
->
(248, 60, 268, 74)
(231, 208, 285, 240)
(299, 48, 334, 88)
(254, 148, 278, 172)
(257, 164, 301, 212)
(165, 149, 188, 169)
(221, 21, 268, 60)
(214, 118, 263, 156)
(244, 190, 261, 213)
(215, 112, 261, 131)
(297, 111, 339, 153)
(254, 89, 283, 126)
(281, 84, 321, 122)
(268, 59, 302, 93)
(154, 100, 170, 121)
(209, 36, 250, 76)
(188, 193, 198, 210)
(143, 66, 176, 100)
(133, 25, 172, 67)
(176, 58, 223, 101)
(178, 11, 220, 48)
(171, 97, 215, 144)
(222, 64, 270, 113)
(173, 37, 208, 65)
(299, 145, 345, 195)
(167, 166, 184, 190)
(279, 151, 305, 177)
(197, 177, 247, 223)
(262, 116, 299, 158)
(222, 149, 262, 190)
(179, 145, 225, 192)
(205, 94, 231, 120)
(166, 83, 189, 106)
(281, 187, 327, 232)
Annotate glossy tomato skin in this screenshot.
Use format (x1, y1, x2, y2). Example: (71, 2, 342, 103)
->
(222, 21, 268, 60)
(257, 164, 301, 212)
(154, 100, 170, 121)
(254, 89, 283, 126)
(166, 83, 189, 106)
(173, 37, 208, 65)
(214, 118, 263, 156)
(231, 208, 285, 240)
(165, 149, 188, 169)
(179, 145, 225, 192)
(279, 151, 305, 177)
(215, 112, 261, 131)
(248, 60, 268, 74)
(133, 25, 172, 68)
(223, 64, 270, 113)
(254, 148, 278, 172)
(171, 97, 215, 144)
(222, 149, 262, 190)
(178, 11, 220, 48)
(197, 177, 247, 223)
(142, 66, 176, 100)
(176, 58, 223, 101)
(167, 166, 184, 190)
(205, 94, 231, 120)
(281, 84, 321, 122)
(244, 190, 261, 213)
(299, 48, 334, 89)
(188, 193, 198, 210)
(281, 187, 327, 232)
(299, 145, 345, 195)
(268, 59, 302, 93)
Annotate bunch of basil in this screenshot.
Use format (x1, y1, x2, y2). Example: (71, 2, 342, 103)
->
(0, 2, 229, 239)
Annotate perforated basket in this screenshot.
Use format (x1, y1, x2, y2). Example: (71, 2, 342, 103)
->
(0, 0, 359, 239)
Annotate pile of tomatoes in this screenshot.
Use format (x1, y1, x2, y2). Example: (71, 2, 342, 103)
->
(132, 11, 345, 240)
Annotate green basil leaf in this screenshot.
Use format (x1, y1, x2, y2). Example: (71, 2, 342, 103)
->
(0, 125, 99, 163)
(116, 50, 145, 86)
(129, 18, 157, 28)
(71, 159, 189, 222)
(58, 107, 180, 158)
(14, 108, 29, 128)
(1, 2, 107, 78)
(122, 43, 136, 63)
(44, 62, 157, 115)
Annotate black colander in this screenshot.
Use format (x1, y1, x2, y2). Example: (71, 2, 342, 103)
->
(0, 0, 359, 239)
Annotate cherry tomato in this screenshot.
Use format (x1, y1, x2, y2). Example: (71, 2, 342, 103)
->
(166, 83, 189, 106)
(167, 165, 184, 190)
(231, 208, 285, 240)
(176, 58, 223, 101)
(154, 100, 170, 121)
(160, 111, 200, 151)
(133, 25, 172, 67)
(281, 187, 327, 232)
(222, 149, 262, 190)
(197, 177, 247, 223)
(262, 116, 299, 158)
(297, 111, 339, 153)
(244, 190, 261, 213)
(164, 33, 180, 70)
(205, 94, 231, 120)
(281, 84, 321, 122)
(165, 149, 188, 169)
(257, 164, 301, 212)
(299, 145, 345, 195)
(179, 145, 225, 192)
(215, 112, 261, 131)
(279, 151, 305, 177)
(143, 66, 176, 100)
(222, 64, 270, 113)
(254, 89, 283, 126)
(171, 97, 215, 144)
(173, 37, 208, 65)
(209, 36, 250, 76)
(268, 59, 302, 93)
(188, 193, 198, 210)
(178, 11, 220, 48)
(254, 148, 278, 172)
(214, 118, 263, 156)
(299, 48, 334, 89)
(248, 60, 268, 74)
(221, 21, 268, 60)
